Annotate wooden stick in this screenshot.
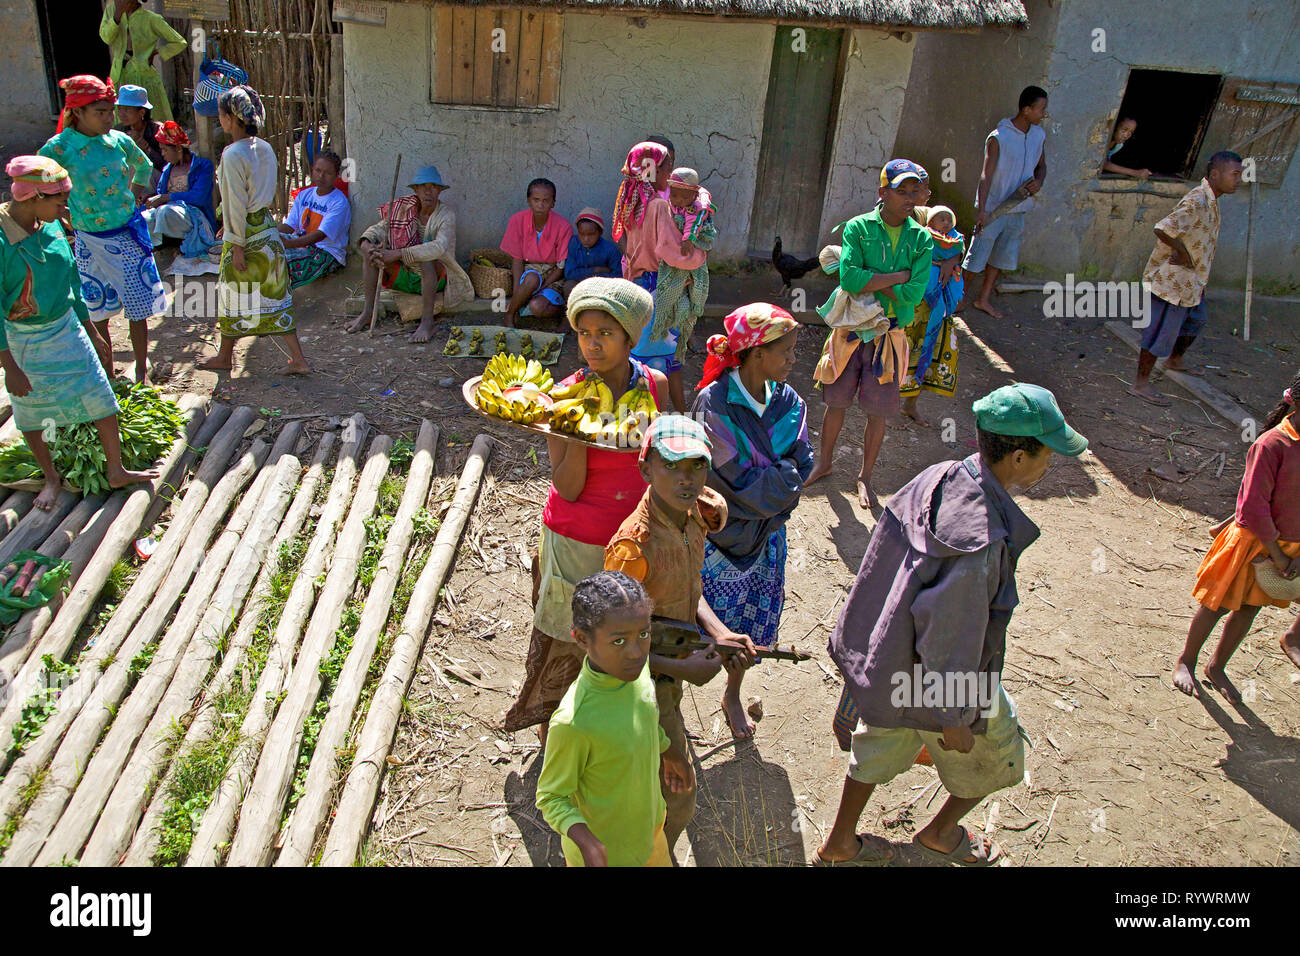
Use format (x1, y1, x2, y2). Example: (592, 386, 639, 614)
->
(1243, 179, 1256, 342)
(0, 491, 81, 568)
(0, 396, 206, 756)
(79, 455, 303, 866)
(122, 431, 336, 866)
(224, 435, 395, 866)
(139, 403, 234, 536)
(369, 154, 403, 337)
(0, 440, 266, 834)
(27, 441, 297, 867)
(320, 434, 494, 866)
(0, 493, 35, 538)
(277, 421, 438, 865)
(184, 415, 370, 866)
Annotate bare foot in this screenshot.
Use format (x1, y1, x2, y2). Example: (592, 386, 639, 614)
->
(199, 355, 233, 371)
(805, 460, 834, 486)
(344, 313, 370, 334)
(284, 359, 310, 375)
(1162, 360, 1204, 376)
(856, 478, 878, 510)
(1203, 664, 1241, 703)
(106, 466, 159, 490)
(721, 694, 755, 740)
(901, 402, 932, 428)
(1281, 633, 1300, 671)
(409, 316, 439, 344)
(1126, 384, 1172, 407)
(135, 364, 153, 387)
(1171, 658, 1200, 697)
(34, 476, 62, 511)
(972, 299, 1003, 320)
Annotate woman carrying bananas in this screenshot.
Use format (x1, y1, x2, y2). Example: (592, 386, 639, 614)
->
(503, 277, 668, 739)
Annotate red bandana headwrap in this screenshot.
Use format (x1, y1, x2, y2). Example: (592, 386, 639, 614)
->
(56, 75, 116, 133)
(155, 121, 191, 147)
(696, 303, 798, 391)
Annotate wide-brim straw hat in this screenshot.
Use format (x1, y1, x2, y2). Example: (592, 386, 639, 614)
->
(1252, 558, 1300, 602)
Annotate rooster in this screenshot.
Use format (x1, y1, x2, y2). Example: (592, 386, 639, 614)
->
(771, 236, 821, 297)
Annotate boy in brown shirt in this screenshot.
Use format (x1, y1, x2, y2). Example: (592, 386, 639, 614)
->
(605, 414, 757, 857)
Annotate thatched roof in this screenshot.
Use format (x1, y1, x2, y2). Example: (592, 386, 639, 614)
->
(395, 1, 1029, 29)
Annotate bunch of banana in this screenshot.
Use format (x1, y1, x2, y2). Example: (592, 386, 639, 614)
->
(494, 330, 510, 355)
(475, 353, 556, 426)
(614, 384, 658, 447)
(443, 326, 464, 356)
(468, 329, 485, 355)
(547, 372, 659, 447)
(538, 338, 561, 363)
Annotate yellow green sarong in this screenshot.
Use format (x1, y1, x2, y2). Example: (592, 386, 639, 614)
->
(217, 208, 294, 336)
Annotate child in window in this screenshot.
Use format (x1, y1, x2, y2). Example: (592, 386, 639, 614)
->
(1102, 117, 1152, 179)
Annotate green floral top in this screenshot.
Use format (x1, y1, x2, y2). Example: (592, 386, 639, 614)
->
(0, 203, 90, 350)
(38, 128, 153, 233)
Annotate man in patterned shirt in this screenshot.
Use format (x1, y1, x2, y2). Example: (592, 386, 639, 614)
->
(1128, 150, 1243, 406)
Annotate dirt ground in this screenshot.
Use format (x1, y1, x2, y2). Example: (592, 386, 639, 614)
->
(134, 255, 1300, 867)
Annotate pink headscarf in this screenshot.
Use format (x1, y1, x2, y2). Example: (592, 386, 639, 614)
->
(5, 156, 72, 202)
(612, 141, 669, 242)
(697, 303, 798, 390)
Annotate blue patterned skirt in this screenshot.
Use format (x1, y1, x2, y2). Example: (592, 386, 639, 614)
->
(701, 527, 788, 647)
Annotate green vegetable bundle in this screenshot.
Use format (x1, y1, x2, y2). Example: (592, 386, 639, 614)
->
(0, 382, 185, 495)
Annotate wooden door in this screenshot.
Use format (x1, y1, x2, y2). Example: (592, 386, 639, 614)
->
(747, 26, 845, 259)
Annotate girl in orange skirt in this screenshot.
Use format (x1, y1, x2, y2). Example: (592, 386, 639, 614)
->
(1174, 369, 1300, 701)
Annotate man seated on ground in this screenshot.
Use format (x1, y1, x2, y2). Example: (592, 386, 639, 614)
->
(280, 150, 352, 288)
(348, 164, 474, 344)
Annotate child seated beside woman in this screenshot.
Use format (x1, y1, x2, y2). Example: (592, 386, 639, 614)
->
(501, 177, 573, 327)
(561, 208, 622, 298)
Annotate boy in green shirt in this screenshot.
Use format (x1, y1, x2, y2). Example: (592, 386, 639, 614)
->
(535, 571, 694, 867)
(807, 159, 933, 509)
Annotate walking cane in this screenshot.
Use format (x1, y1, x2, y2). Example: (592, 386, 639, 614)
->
(370, 154, 403, 337)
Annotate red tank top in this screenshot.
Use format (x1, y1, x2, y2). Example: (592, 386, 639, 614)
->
(542, 362, 659, 546)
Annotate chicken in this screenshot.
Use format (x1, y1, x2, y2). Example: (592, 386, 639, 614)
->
(771, 236, 821, 296)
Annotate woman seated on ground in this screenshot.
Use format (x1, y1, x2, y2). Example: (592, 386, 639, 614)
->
(501, 177, 573, 328)
(279, 150, 351, 288)
(1, 156, 158, 511)
(141, 121, 217, 255)
(348, 164, 474, 344)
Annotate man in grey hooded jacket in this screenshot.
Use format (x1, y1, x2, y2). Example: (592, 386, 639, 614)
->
(816, 383, 1087, 866)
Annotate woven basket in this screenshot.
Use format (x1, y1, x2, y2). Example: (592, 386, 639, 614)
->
(1252, 557, 1300, 602)
(468, 247, 513, 299)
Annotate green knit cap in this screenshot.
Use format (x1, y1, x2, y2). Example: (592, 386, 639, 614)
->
(566, 277, 653, 342)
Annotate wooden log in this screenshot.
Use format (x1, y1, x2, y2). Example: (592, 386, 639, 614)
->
(78, 455, 302, 866)
(0, 440, 266, 833)
(0, 491, 81, 568)
(139, 403, 234, 536)
(277, 421, 438, 865)
(320, 434, 494, 867)
(0, 493, 35, 537)
(0, 404, 230, 695)
(123, 432, 336, 866)
(224, 435, 396, 867)
(23, 441, 292, 867)
(185, 416, 371, 866)
(0, 396, 206, 754)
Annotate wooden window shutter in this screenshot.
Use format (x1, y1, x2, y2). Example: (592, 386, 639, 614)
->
(433, 5, 562, 109)
(1201, 78, 1300, 187)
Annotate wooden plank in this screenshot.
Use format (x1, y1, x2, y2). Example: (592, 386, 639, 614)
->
(472, 8, 496, 106)
(1203, 76, 1300, 186)
(433, 6, 456, 104)
(537, 11, 563, 109)
(494, 9, 520, 108)
(515, 9, 543, 108)
(1104, 321, 1253, 426)
(450, 8, 477, 105)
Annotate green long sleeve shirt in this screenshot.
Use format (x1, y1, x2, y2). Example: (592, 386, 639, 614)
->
(536, 657, 669, 867)
(819, 208, 934, 328)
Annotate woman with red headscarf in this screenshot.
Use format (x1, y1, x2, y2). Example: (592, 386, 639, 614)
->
(1, 156, 158, 511)
(40, 75, 166, 385)
(690, 304, 812, 738)
(141, 121, 217, 255)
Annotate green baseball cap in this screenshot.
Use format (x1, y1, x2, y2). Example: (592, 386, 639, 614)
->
(972, 383, 1088, 457)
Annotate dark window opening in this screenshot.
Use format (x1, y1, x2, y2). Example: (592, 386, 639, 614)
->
(1103, 69, 1224, 180)
(35, 0, 111, 115)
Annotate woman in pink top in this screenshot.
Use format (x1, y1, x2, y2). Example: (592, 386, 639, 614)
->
(501, 177, 574, 327)
(503, 277, 668, 737)
(1175, 367, 1300, 701)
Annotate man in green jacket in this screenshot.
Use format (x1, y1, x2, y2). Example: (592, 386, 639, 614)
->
(808, 159, 933, 509)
